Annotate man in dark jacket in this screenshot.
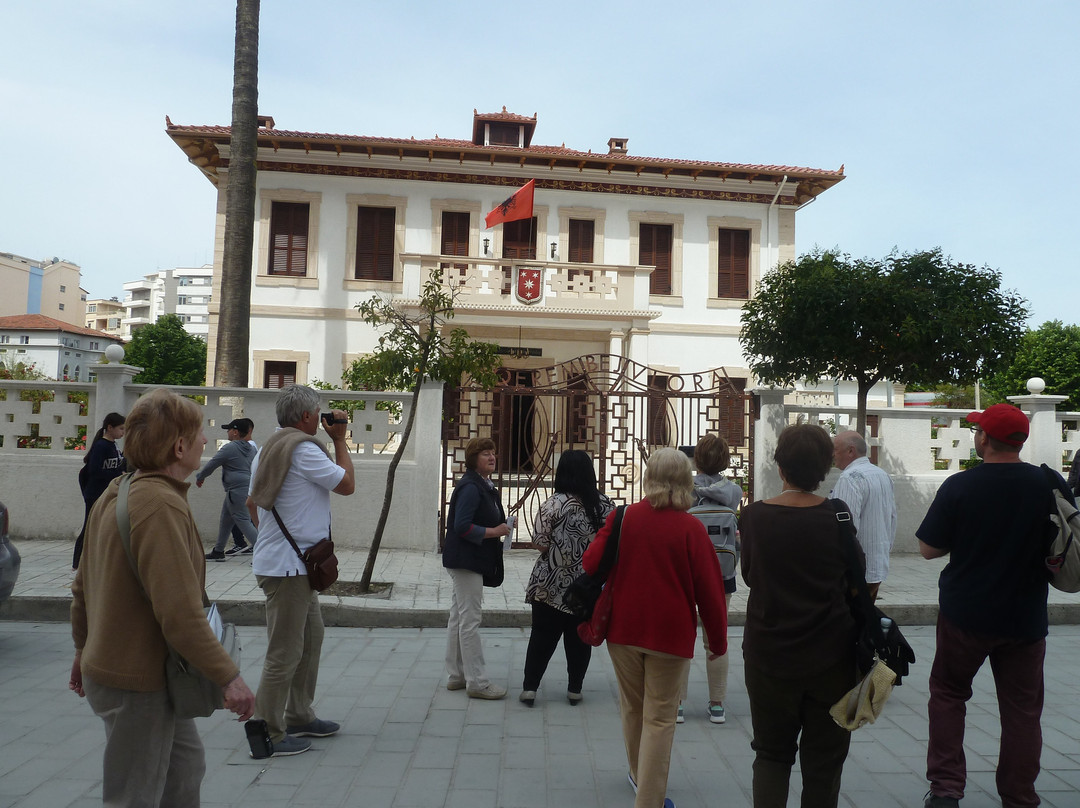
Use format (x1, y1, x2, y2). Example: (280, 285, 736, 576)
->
(918, 404, 1055, 808)
(196, 418, 259, 560)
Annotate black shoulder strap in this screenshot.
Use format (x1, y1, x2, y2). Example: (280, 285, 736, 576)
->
(828, 498, 875, 604)
(595, 505, 626, 580)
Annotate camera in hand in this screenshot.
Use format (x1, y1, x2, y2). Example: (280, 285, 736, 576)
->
(245, 719, 273, 759)
(321, 412, 346, 426)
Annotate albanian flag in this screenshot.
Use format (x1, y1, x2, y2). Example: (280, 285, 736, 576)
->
(485, 179, 535, 228)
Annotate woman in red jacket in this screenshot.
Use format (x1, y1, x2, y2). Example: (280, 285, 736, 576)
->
(582, 447, 728, 808)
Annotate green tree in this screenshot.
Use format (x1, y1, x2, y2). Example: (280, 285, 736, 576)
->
(125, 315, 208, 386)
(214, 0, 260, 386)
(740, 248, 1029, 433)
(983, 320, 1080, 410)
(349, 269, 501, 592)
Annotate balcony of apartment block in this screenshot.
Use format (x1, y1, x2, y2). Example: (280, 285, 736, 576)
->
(399, 254, 653, 314)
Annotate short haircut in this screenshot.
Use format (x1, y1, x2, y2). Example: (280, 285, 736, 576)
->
(123, 388, 203, 472)
(643, 447, 695, 511)
(836, 430, 868, 457)
(694, 433, 730, 475)
(276, 385, 320, 428)
(464, 437, 497, 470)
(987, 434, 1023, 454)
(774, 424, 834, 492)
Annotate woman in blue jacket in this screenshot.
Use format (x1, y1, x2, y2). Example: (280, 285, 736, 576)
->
(442, 437, 510, 700)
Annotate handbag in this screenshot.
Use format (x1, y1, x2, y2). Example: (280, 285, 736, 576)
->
(829, 656, 897, 730)
(271, 507, 339, 591)
(574, 506, 627, 647)
(563, 505, 626, 620)
(827, 499, 915, 731)
(115, 473, 240, 719)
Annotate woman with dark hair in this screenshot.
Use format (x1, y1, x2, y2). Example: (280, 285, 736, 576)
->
(739, 424, 861, 808)
(442, 436, 510, 700)
(521, 450, 614, 706)
(73, 412, 126, 569)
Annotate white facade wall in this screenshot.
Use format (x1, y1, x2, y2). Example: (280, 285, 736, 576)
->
(237, 170, 785, 385)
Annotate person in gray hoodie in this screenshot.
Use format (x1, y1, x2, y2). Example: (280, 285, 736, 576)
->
(197, 418, 259, 560)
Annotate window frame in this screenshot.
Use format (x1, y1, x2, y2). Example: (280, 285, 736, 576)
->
(707, 216, 761, 308)
(255, 189, 321, 288)
(557, 206, 606, 265)
(253, 350, 309, 389)
(345, 193, 407, 291)
(628, 211, 684, 303)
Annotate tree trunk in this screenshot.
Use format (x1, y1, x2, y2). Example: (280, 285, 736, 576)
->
(359, 379, 423, 592)
(215, 0, 260, 387)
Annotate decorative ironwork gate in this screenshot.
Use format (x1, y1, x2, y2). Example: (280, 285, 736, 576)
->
(440, 354, 755, 546)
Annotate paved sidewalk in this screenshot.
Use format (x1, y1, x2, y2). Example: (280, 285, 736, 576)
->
(7, 540, 1080, 628)
(3, 622, 1080, 808)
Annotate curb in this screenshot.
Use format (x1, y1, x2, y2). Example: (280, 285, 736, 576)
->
(7, 597, 1080, 630)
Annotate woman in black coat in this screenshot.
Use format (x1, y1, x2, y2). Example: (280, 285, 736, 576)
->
(442, 436, 510, 700)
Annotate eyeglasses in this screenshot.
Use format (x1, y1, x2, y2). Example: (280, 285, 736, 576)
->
(969, 427, 983, 435)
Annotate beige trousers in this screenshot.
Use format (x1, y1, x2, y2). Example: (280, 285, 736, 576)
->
(608, 642, 690, 808)
(255, 574, 324, 741)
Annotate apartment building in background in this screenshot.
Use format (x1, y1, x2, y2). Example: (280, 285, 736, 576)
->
(0, 253, 86, 328)
(120, 264, 213, 340)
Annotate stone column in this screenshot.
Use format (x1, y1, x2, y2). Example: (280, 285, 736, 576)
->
(1009, 390, 1068, 470)
(752, 387, 793, 500)
(90, 345, 141, 426)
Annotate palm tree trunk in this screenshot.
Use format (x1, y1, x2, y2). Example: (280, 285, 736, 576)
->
(215, 0, 260, 386)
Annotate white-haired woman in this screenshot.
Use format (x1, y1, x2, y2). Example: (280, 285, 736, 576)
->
(581, 448, 728, 808)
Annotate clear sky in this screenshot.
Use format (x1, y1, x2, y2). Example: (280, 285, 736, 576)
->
(3, 1, 1076, 327)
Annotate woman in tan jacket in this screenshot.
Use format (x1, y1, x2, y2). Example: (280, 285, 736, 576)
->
(69, 388, 255, 806)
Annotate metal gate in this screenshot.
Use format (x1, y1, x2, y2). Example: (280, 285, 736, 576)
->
(440, 354, 755, 546)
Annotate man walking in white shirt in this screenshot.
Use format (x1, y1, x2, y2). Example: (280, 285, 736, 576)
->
(831, 431, 897, 601)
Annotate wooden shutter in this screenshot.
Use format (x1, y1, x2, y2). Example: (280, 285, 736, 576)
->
(717, 229, 750, 298)
(640, 223, 672, 295)
(568, 219, 594, 264)
(441, 211, 470, 256)
(355, 206, 395, 280)
(268, 202, 309, 276)
(263, 361, 297, 389)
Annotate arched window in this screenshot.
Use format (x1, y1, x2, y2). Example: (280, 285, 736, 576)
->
(63, 364, 70, 380)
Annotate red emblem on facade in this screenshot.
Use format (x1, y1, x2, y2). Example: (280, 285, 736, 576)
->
(515, 267, 543, 304)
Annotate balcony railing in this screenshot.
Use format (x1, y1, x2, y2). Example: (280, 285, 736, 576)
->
(401, 254, 651, 312)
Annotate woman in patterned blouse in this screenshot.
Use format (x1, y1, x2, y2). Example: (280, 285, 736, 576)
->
(521, 450, 614, 706)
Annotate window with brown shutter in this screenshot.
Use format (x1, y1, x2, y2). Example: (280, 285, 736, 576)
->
(264, 361, 297, 389)
(355, 206, 396, 280)
(717, 229, 750, 298)
(268, 202, 309, 276)
(640, 223, 673, 295)
(568, 219, 594, 264)
(441, 211, 471, 281)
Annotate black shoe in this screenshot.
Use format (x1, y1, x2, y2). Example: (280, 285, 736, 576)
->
(924, 790, 960, 808)
(225, 544, 249, 556)
(205, 549, 226, 562)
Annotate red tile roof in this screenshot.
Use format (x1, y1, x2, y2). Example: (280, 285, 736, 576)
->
(0, 314, 117, 339)
(166, 120, 842, 178)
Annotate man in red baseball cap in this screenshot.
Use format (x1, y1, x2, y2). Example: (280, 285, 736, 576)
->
(916, 403, 1057, 808)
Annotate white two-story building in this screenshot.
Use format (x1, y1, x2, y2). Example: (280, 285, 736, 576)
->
(167, 109, 846, 498)
(167, 108, 843, 389)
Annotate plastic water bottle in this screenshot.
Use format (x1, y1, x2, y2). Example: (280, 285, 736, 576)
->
(880, 617, 893, 632)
